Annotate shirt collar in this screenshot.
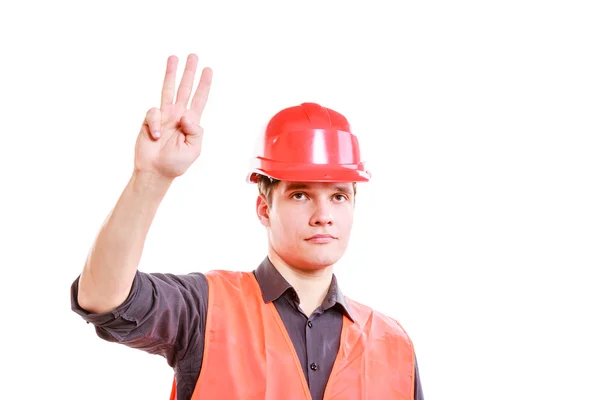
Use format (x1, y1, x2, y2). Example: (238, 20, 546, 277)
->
(253, 256, 355, 322)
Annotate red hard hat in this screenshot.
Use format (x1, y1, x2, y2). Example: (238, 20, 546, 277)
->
(247, 102, 371, 183)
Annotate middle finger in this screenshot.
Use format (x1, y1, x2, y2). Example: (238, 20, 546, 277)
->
(175, 54, 199, 107)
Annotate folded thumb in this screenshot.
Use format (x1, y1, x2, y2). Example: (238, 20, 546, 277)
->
(180, 117, 204, 146)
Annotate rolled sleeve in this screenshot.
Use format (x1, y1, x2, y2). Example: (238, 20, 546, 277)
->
(71, 271, 149, 336)
(70, 270, 208, 367)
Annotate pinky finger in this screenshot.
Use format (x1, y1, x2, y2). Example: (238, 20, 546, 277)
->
(145, 107, 162, 139)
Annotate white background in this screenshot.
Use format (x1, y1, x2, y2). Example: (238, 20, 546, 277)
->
(1, 1, 599, 399)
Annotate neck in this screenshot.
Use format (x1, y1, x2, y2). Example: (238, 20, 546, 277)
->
(267, 247, 334, 316)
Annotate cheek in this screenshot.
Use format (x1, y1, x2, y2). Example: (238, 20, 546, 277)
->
(272, 212, 303, 237)
(337, 209, 354, 231)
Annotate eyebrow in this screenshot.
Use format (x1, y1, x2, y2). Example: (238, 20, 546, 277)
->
(284, 183, 353, 195)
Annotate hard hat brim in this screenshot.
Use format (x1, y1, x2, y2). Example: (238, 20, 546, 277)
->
(246, 163, 371, 184)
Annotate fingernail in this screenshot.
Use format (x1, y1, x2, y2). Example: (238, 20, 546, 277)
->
(154, 131, 161, 138)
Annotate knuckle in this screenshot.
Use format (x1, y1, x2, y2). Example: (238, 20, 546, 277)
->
(146, 107, 160, 121)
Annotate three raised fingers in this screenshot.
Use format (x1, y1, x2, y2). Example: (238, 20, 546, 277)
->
(158, 54, 212, 128)
(160, 54, 212, 111)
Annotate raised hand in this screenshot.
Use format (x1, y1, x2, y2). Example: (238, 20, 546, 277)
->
(134, 54, 212, 179)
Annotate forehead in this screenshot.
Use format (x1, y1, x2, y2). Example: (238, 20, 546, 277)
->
(278, 181, 354, 193)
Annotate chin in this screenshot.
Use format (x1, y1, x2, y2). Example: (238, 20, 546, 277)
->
(272, 240, 347, 270)
(295, 249, 344, 270)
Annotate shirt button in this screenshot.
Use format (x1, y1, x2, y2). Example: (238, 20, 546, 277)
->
(310, 363, 318, 371)
(307, 321, 313, 328)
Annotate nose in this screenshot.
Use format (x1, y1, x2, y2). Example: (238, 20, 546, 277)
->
(309, 202, 334, 226)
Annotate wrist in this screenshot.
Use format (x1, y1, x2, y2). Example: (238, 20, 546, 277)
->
(130, 170, 174, 196)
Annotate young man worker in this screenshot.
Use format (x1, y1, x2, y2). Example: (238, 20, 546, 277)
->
(71, 53, 425, 400)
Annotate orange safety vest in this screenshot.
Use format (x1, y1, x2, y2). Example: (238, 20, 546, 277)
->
(169, 270, 415, 400)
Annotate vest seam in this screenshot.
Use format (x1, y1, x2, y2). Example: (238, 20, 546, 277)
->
(187, 271, 216, 399)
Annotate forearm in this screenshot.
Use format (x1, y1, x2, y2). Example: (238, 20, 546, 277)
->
(77, 171, 173, 314)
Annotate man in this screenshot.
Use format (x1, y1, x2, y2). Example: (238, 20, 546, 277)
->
(71, 53, 424, 400)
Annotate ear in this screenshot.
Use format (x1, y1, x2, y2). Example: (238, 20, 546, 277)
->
(256, 194, 270, 227)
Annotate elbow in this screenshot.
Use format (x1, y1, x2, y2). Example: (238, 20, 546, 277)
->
(77, 290, 125, 315)
(76, 274, 129, 314)
(77, 282, 109, 314)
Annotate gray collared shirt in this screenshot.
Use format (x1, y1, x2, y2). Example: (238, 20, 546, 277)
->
(71, 257, 424, 400)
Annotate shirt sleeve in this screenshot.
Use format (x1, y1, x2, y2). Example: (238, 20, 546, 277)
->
(414, 353, 424, 400)
(70, 270, 208, 368)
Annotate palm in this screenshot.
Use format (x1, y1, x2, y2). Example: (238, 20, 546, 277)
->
(134, 54, 212, 179)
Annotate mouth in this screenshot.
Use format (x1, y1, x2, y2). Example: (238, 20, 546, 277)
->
(305, 234, 336, 243)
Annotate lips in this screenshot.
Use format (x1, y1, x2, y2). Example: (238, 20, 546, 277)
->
(306, 234, 336, 243)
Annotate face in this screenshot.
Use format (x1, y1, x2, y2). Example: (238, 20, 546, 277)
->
(256, 181, 355, 271)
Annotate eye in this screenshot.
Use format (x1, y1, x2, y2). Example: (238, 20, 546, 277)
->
(291, 192, 307, 200)
(333, 194, 348, 202)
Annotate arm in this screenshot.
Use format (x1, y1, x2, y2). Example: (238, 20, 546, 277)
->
(75, 53, 212, 314)
(77, 172, 172, 314)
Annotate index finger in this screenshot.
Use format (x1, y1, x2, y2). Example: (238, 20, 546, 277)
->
(160, 55, 179, 106)
(189, 67, 213, 117)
